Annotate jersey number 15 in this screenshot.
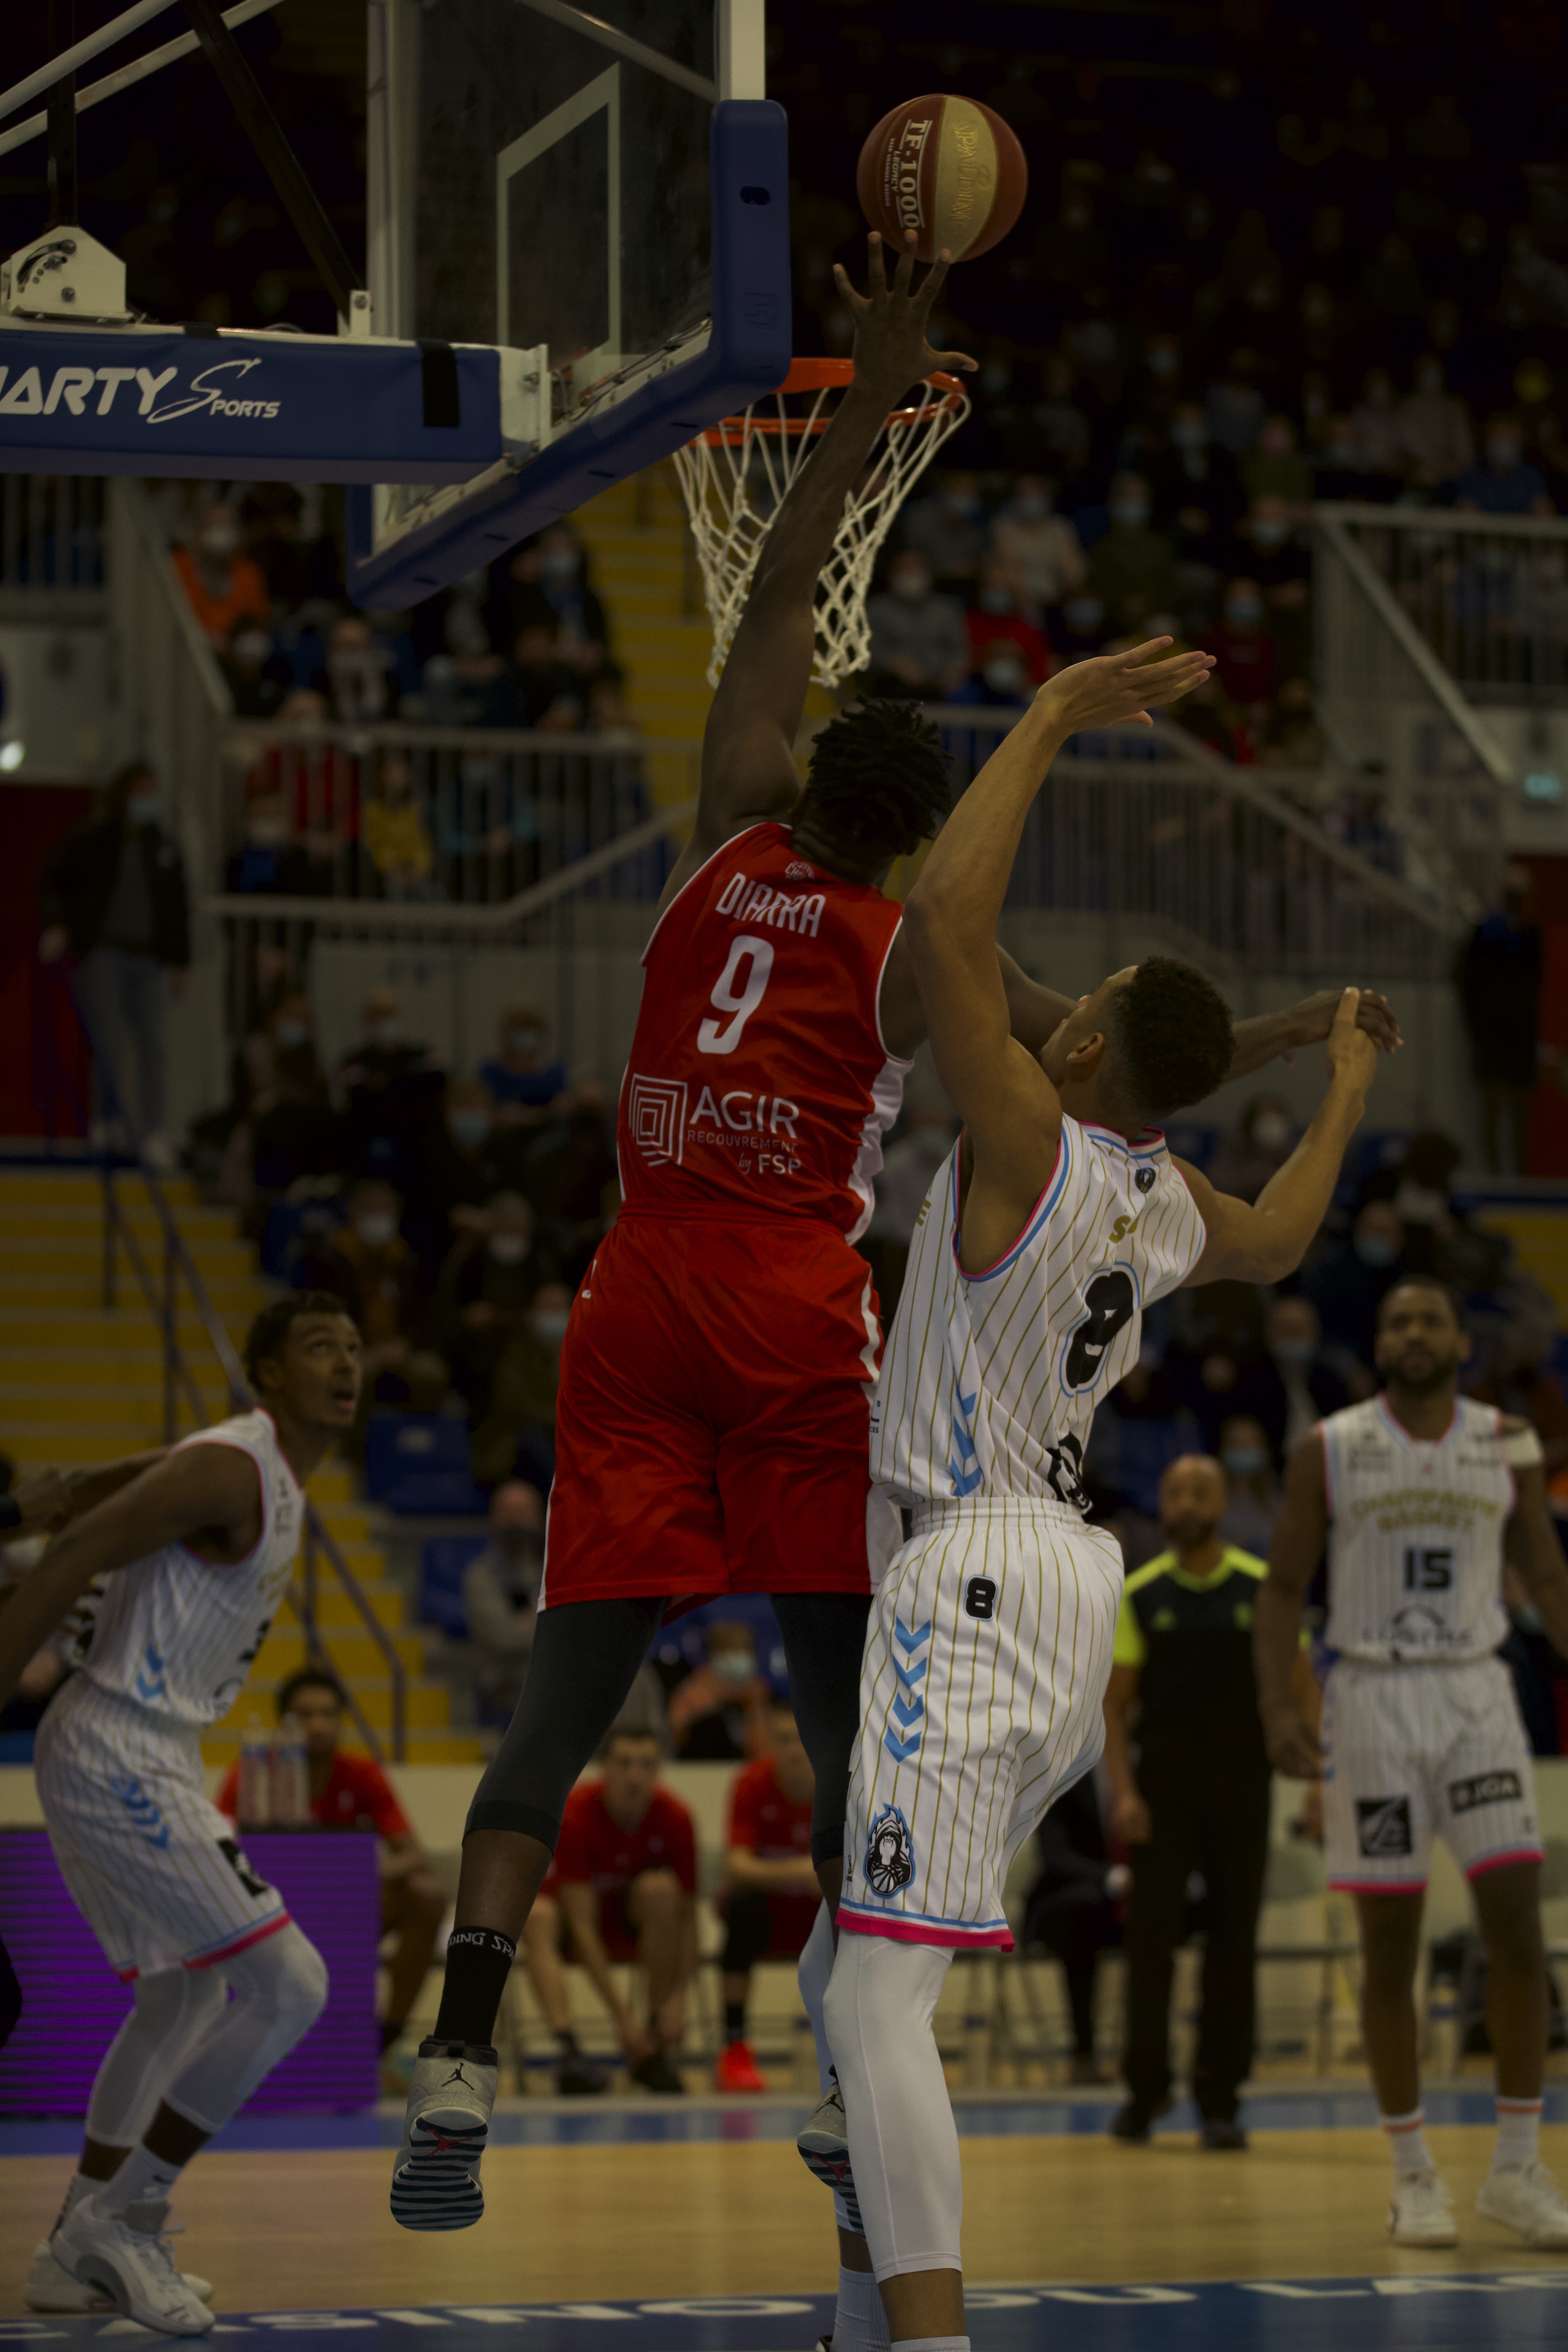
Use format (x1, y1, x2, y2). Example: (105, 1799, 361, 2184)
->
(1403, 1547, 1454, 1591)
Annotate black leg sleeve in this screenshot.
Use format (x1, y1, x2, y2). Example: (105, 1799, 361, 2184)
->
(770, 1590, 871, 1869)
(465, 1596, 666, 1845)
(720, 1887, 775, 1975)
(0, 1931, 20, 2054)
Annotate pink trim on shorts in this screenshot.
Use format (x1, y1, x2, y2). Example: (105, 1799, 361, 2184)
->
(838, 1909, 1015, 1953)
(1327, 1876, 1427, 1896)
(183, 1911, 293, 1970)
(1465, 1846, 1544, 1881)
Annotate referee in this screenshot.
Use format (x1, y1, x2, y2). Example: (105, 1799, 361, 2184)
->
(1103, 1452, 1311, 2147)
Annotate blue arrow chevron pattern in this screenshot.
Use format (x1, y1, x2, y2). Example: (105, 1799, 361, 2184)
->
(949, 1384, 982, 1498)
(132, 1638, 167, 1706)
(884, 1616, 933, 1763)
(109, 1772, 171, 1851)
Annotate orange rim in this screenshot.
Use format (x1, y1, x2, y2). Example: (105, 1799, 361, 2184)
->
(698, 363, 968, 447)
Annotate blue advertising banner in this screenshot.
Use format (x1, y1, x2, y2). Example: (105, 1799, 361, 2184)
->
(0, 329, 501, 483)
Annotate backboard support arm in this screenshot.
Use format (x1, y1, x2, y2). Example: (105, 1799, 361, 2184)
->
(45, 0, 79, 229)
(177, 0, 363, 322)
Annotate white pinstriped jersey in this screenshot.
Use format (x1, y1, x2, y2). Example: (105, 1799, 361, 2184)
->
(77, 1410, 303, 1726)
(869, 1116, 1208, 1508)
(1322, 1396, 1514, 1664)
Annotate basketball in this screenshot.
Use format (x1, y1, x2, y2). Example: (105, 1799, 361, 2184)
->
(855, 93, 1028, 265)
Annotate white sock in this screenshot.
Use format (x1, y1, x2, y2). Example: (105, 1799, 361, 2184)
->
(1494, 2095, 1543, 2170)
(51, 2171, 99, 2236)
(91, 2142, 184, 2220)
(1380, 2107, 1435, 2180)
(834, 2264, 891, 2352)
(890, 2337, 969, 2352)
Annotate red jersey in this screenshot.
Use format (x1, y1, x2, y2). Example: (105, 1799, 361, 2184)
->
(216, 1748, 411, 1837)
(617, 822, 909, 1240)
(542, 1782, 697, 1899)
(727, 1758, 814, 1860)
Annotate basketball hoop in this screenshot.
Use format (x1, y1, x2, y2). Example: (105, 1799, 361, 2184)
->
(672, 358, 972, 690)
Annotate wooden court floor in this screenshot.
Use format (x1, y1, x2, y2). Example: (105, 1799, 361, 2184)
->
(6, 2127, 1568, 2310)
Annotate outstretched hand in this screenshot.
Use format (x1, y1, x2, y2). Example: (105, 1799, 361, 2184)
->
(833, 230, 977, 397)
(1283, 985, 1403, 1058)
(1325, 984, 1379, 1096)
(1035, 637, 1217, 735)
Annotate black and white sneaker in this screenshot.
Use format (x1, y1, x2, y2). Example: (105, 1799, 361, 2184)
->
(796, 2073, 863, 2235)
(390, 2040, 498, 2231)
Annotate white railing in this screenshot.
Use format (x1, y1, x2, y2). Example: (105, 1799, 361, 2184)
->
(0, 472, 106, 603)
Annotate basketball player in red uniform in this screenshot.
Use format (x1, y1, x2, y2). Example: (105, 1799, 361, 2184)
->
(391, 233, 1400, 2234)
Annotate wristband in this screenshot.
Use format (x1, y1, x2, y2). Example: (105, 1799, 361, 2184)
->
(1504, 1425, 1545, 1470)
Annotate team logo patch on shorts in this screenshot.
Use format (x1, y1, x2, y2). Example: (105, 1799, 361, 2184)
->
(865, 1804, 915, 1897)
(1448, 1769, 1523, 1813)
(1356, 1795, 1414, 1858)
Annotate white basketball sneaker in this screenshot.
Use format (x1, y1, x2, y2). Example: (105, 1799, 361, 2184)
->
(796, 2072, 864, 2236)
(53, 2202, 215, 2336)
(1388, 2167, 1459, 2247)
(25, 2224, 212, 2313)
(1476, 2160, 1568, 2247)
(390, 2039, 498, 2231)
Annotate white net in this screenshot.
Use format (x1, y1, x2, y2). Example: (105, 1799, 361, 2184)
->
(672, 359, 972, 690)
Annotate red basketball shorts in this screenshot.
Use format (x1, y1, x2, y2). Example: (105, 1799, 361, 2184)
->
(541, 1212, 893, 1605)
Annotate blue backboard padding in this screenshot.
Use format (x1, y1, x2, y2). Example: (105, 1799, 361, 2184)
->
(344, 99, 793, 606)
(0, 330, 500, 483)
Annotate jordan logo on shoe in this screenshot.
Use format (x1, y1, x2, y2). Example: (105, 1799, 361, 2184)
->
(442, 2068, 472, 2090)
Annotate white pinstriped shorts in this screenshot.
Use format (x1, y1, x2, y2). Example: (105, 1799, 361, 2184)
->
(838, 1499, 1122, 1950)
(34, 1675, 289, 1980)
(1322, 1653, 1543, 1893)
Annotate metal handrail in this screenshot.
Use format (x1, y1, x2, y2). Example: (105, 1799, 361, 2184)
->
(36, 962, 408, 1762)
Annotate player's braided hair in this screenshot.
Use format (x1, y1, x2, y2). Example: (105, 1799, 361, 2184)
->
(1109, 956, 1235, 1121)
(242, 1290, 357, 1386)
(795, 697, 952, 862)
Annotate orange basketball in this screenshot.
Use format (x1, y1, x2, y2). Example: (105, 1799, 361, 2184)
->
(855, 93, 1028, 265)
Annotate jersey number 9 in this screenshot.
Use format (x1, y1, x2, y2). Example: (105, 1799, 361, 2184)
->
(698, 935, 775, 1056)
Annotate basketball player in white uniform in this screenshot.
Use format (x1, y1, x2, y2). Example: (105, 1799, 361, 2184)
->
(1258, 1274, 1568, 2250)
(0, 1292, 363, 2337)
(806, 644, 1381, 2350)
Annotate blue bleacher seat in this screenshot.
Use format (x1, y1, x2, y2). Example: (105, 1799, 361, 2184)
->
(363, 1413, 489, 1516)
(419, 1535, 489, 1637)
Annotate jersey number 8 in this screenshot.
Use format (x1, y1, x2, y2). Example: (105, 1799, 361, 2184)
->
(698, 935, 775, 1056)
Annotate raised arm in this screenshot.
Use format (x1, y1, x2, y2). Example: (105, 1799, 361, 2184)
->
(1172, 989, 1376, 1285)
(904, 644, 1214, 1269)
(1255, 1434, 1328, 1778)
(996, 952, 1403, 1077)
(668, 233, 975, 900)
(0, 1445, 262, 1710)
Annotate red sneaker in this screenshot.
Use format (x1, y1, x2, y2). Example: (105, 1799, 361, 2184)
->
(715, 2038, 768, 2093)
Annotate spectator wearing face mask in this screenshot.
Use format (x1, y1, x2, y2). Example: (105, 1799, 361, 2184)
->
(38, 760, 191, 1170)
(902, 470, 989, 595)
(864, 550, 971, 699)
(1347, 368, 1406, 489)
(1215, 1414, 1282, 1556)
(1312, 415, 1399, 505)
(1397, 355, 1475, 494)
(1305, 1200, 1408, 1376)
(1232, 1294, 1350, 1469)
(1211, 577, 1276, 711)
(481, 1004, 569, 1129)
(223, 791, 312, 1024)
(961, 565, 1054, 705)
(470, 1281, 573, 1492)
(461, 1480, 547, 1718)
(1238, 497, 1312, 634)
(493, 527, 612, 679)
(297, 1178, 448, 1443)
(225, 791, 310, 900)
(220, 621, 289, 719)
(1240, 414, 1313, 511)
(432, 1191, 556, 1418)
(667, 1621, 770, 1762)
(407, 1078, 522, 1278)
(1207, 1095, 1297, 1205)
(172, 500, 271, 645)
(1054, 588, 1110, 660)
(335, 987, 446, 1189)
(1087, 473, 1178, 634)
(1202, 352, 1266, 459)
(254, 688, 359, 886)
(477, 620, 585, 733)
(361, 752, 434, 900)
(312, 614, 398, 726)
(517, 1093, 619, 1288)
(1455, 415, 1555, 517)
(1147, 405, 1247, 581)
(987, 476, 1085, 622)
